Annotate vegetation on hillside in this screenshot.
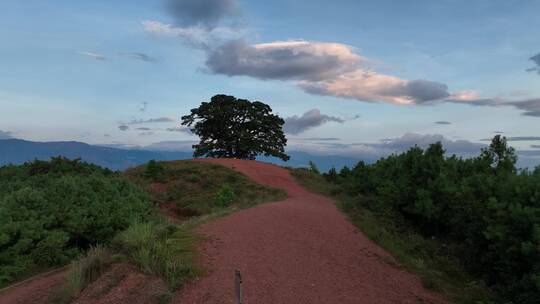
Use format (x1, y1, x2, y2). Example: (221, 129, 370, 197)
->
(0, 157, 286, 303)
(125, 160, 287, 215)
(294, 135, 540, 304)
(0, 157, 151, 287)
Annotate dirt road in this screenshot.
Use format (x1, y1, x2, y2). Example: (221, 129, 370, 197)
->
(0, 268, 66, 304)
(177, 159, 446, 304)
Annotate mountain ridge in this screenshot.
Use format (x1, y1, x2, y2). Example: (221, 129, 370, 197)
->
(0, 138, 364, 171)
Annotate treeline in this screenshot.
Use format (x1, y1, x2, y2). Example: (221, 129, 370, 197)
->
(0, 157, 152, 286)
(324, 136, 539, 303)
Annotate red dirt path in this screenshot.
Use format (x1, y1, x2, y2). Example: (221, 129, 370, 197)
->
(176, 159, 447, 304)
(0, 268, 67, 304)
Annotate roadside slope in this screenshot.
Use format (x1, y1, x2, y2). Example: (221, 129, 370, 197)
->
(177, 159, 446, 303)
(0, 268, 66, 304)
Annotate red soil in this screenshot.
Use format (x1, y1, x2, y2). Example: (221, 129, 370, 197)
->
(176, 158, 447, 304)
(0, 268, 67, 304)
(73, 263, 168, 304)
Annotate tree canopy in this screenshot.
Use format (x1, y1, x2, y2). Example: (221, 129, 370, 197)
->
(181, 94, 290, 161)
(0, 157, 151, 286)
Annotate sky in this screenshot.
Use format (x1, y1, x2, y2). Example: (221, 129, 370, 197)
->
(1, 0, 539, 166)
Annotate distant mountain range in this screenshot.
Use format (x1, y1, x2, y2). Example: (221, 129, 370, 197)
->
(0, 139, 365, 171)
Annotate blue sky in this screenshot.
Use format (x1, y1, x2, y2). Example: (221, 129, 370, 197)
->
(1, 0, 539, 165)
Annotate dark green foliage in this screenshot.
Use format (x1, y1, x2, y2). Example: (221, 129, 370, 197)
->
(322, 136, 540, 303)
(215, 184, 235, 207)
(0, 157, 152, 287)
(144, 160, 165, 180)
(181, 94, 290, 161)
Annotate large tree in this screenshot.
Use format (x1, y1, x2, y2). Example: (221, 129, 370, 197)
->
(181, 94, 290, 161)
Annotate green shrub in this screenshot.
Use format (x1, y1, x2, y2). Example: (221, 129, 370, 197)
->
(144, 160, 164, 180)
(114, 221, 198, 289)
(320, 136, 540, 303)
(215, 184, 235, 207)
(186, 173, 201, 183)
(0, 157, 151, 287)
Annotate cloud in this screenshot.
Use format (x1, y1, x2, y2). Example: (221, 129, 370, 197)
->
(284, 109, 345, 134)
(206, 40, 363, 80)
(516, 150, 540, 157)
(118, 117, 177, 132)
(166, 126, 192, 134)
(138, 102, 148, 113)
(447, 91, 540, 117)
(435, 121, 451, 125)
(121, 52, 157, 63)
(145, 140, 197, 151)
(290, 137, 341, 141)
(80, 52, 106, 60)
(0, 130, 13, 139)
(526, 52, 540, 74)
(128, 117, 176, 124)
(143, 20, 243, 47)
(505, 136, 540, 141)
(301, 72, 450, 105)
(139, 131, 154, 136)
(148, 0, 539, 113)
(480, 136, 540, 141)
(531, 145, 540, 149)
(505, 99, 540, 117)
(374, 133, 485, 155)
(143, 0, 242, 49)
(205, 39, 540, 110)
(205, 39, 451, 104)
(287, 133, 485, 159)
(104, 134, 111, 137)
(165, 0, 238, 28)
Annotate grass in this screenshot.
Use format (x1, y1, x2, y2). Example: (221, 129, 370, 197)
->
(113, 220, 199, 289)
(50, 245, 116, 304)
(291, 168, 496, 304)
(51, 160, 287, 302)
(125, 160, 287, 215)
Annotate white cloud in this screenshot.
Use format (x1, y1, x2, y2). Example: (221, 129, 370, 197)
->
(0, 130, 13, 139)
(142, 20, 244, 48)
(206, 40, 363, 80)
(206, 39, 450, 104)
(80, 52, 106, 60)
(128, 117, 176, 124)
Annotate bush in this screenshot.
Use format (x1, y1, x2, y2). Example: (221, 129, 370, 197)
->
(323, 136, 540, 302)
(0, 157, 152, 287)
(114, 221, 198, 289)
(144, 160, 164, 180)
(215, 184, 235, 207)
